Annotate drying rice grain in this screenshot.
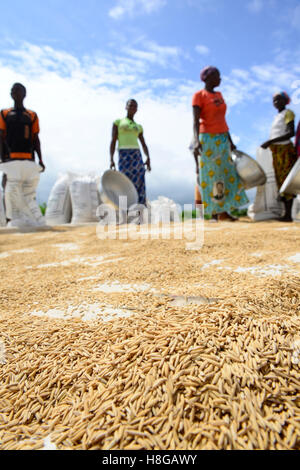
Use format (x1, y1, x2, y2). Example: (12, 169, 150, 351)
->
(0, 222, 299, 450)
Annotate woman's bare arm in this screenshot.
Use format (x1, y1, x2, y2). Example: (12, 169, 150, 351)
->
(227, 132, 237, 151)
(33, 135, 45, 171)
(0, 130, 4, 161)
(110, 124, 118, 169)
(138, 133, 151, 172)
(262, 121, 295, 148)
(193, 106, 202, 174)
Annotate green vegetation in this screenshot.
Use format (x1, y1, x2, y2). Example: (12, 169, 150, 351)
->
(181, 210, 211, 220)
(181, 210, 198, 220)
(39, 203, 47, 216)
(231, 208, 248, 217)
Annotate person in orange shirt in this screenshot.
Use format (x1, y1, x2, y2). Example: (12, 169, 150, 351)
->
(0, 83, 44, 168)
(0, 83, 45, 225)
(192, 66, 248, 221)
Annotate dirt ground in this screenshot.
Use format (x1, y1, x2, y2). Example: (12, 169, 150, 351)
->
(0, 218, 299, 450)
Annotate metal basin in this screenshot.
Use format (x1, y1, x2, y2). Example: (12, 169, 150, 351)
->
(100, 170, 138, 209)
(232, 150, 267, 190)
(280, 158, 300, 196)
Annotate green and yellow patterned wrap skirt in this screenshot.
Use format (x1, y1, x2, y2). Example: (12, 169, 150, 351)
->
(198, 133, 249, 216)
(270, 143, 297, 200)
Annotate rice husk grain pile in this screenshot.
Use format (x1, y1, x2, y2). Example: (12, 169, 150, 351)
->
(0, 219, 299, 450)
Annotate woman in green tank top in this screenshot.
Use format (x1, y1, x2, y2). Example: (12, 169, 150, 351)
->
(110, 99, 151, 206)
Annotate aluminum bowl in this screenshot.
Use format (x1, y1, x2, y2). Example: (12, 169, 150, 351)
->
(100, 170, 138, 209)
(280, 158, 300, 196)
(231, 149, 267, 190)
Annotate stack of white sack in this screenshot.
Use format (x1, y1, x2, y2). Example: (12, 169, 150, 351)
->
(0, 161, 45, 228)
(247, 147, 284, 221)
(149, 196, 181, 224)
(46, 173, 101, 226)
(69, 173, 101, 225)
(45, 173, 73, 226)
(292, 195, 300, 222)
(0, 187, 6, 227)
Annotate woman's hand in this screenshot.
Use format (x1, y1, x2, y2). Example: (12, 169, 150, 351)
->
(193, 142, 202, 175)
(39, 160, 46, 172)
(261, 140, 271, 149)
(110, 124, 118, 170)
(193, 142, 202, 158)
(144, 158, 151, 172)
(227, 133, 236, 152)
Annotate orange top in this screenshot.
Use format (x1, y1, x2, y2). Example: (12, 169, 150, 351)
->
(192, 89, 229, 134)
(0, 108, 39, 160)
(0, 108, 40, 134)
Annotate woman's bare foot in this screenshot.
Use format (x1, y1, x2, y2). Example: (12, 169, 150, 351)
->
(218, 212, 238, 222)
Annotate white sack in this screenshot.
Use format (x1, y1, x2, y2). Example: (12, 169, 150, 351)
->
(46, 173, 72, 226)
(70, 174, 100, 225)
(149, 196, 181, 224)
(247, 148, 284, 221)
(23, 177, 45, 226)
(292, 195, 300, 222)
(0, 161, 45, 228)
(0, 187, 6, 227)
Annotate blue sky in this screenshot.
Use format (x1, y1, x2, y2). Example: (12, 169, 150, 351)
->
(0, 0, 299, 205)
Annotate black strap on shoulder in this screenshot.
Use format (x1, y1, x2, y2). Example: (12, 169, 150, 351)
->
(24, 109, 37, 126)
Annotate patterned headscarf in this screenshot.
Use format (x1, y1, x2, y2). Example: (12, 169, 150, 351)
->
(274, 91, 291, 105)
(200, 66, 219, 82)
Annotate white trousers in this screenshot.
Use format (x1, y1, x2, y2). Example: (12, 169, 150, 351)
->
(0, 160, 45, 227)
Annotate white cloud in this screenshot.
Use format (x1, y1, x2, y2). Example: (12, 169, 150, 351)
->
(250, 63, 299, 92)
(231, 69, 250, 80)
(195, 45, 210, 56)
(247, 0, 280, 15)
(109, 0, 166, 19)
(186, 0, 218, 11)
(247, 0, 264, 13)
(290, 4, 300, 30)
(124, 40, 182, 68)
(231, 134, 241, 146)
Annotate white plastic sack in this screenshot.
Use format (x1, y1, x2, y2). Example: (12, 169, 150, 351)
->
(292, 195, 300, 222)
(23, 178, 45, 226)
(247, 148, 284, 221)
(0, 188, 6, 227)
(0, 161, 45, 228)
(149, 196, 181, 224)
(70, 174, 100, 225)
(46, 173, 72, 226)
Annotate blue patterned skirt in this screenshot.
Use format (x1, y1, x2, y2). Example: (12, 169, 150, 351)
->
(118, 149, 146, 205)
(198, 133, 249, 216)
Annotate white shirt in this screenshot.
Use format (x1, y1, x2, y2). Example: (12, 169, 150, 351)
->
(270, 109, 295, 145)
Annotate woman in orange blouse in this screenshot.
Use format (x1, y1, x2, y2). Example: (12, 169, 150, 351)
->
(192, 67, 248, 221)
